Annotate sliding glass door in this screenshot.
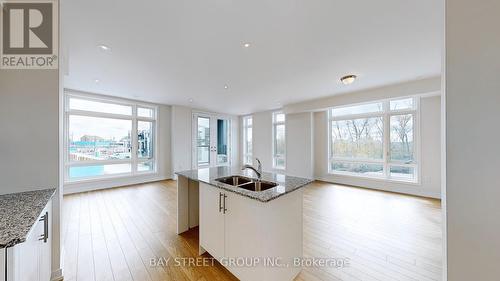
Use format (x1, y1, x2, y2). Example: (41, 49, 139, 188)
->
(193, 113, 231, 168)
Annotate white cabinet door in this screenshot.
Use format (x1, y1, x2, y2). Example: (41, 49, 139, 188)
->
(39, 203, 52, 281)
(7, 201, 52, 281)
(17, 217, 43, 281)
(224, 191, 265, 280)
(0, 248, 5, 281)
(199, 183, 225, 260)
(225, 190, 304, 281)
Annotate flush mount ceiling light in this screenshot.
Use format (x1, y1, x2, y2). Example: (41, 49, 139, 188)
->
(224, 84, 229, 90)
(94, 79, 100, 83)
(188, 98, 194, 103)
(98, 44, 111, 51)
(340, 75, 357, 85)
(243, 42, 251, 48)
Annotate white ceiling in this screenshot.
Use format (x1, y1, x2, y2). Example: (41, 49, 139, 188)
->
(62, 0, 442, 115)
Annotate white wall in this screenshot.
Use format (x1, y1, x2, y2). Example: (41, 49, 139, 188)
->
(285, 77, 441, 114)
(0, 71, 60, 194)
(0, 69, 62, 279)
(63, 94, 173, 194)
(171, 105, 193, 176)
(446, 0, 500, 279)
(286, 112, 314, 178)
(230, 115, 240, 168)
(171, 106, 239, 177)
(250, 110, 274, 171)
(313, 95, 441, 198)
(158, 105, 173, 178)
(420, 96, 442, 197)
(243, 110, 314, 178)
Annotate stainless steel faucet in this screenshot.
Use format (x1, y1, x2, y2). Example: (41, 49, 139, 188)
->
(242, 158, 262, 180)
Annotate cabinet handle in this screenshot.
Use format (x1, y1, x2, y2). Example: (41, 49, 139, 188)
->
(219, 192, 223, 213)
(223, 194, 227, 214)
(38, 212, 49, 243)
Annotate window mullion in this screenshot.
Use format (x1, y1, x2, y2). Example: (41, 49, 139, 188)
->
(132, 106, 138, 174)
(415, 97, 421, 181)
(67, 159, 132, 167)
(68, 109, 134, 120)
(330, 112, 384, 121)
(272, 112, 285, 169)
(64, 109, 70, 180)
(383, 101, 390, 179)
(327, 112, 332, 172)
(243, 119, 247, 164)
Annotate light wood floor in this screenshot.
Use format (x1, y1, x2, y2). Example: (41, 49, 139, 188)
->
(62, 180, 442, 281)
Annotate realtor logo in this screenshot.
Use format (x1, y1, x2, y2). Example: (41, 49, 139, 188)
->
(1, 0, 58, 69)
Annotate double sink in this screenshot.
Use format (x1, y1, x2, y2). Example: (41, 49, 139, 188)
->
(215, 176, 278, 192)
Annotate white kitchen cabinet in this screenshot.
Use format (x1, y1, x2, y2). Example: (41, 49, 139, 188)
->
(1, 248, 5, 281)
(199, 182, 303, 281)
(199, 183, 225, 260)
(5, 201, 52, 281)
(38, 203, 52, 281)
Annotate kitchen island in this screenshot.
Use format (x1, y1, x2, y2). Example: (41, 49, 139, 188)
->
(176, 166, 313, 281)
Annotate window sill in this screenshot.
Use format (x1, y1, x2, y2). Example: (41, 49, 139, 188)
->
(65, 171, 158, 185)
(328, 171, 420, 185)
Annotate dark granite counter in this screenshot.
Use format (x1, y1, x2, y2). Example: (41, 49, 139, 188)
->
(176, 166, 313, 202)
(0, 188, 56, 248)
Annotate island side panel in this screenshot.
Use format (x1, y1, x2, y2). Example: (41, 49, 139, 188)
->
(177, 175, 190, 234)
(188, 179, 200, 228)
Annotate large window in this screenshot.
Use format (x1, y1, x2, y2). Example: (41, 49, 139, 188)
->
(65, 93, 157, 182)
(242, 116, 253, 165)
(329, 97, 419, 182)
(272, 112, 286, 169)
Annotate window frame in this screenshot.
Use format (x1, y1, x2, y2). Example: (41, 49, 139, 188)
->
(64, 92, 158, 183)
(242, 116, 253, 165)
(272, 111, 286, 170)
(327, 97, 420, 183)
(195, 115, 212, 166)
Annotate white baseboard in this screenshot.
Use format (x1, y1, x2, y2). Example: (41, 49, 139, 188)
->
(63, 174, 173, 195)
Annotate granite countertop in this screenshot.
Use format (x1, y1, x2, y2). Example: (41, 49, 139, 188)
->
(176, 166, 313, 202)
(0, 188, 56, 248)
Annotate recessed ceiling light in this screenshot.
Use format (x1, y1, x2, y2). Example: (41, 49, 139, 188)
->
(98, 44, 111, 51)
(224, 84, 229, 90)
(94, 79, 100, 83)
(243, 42, 251, 48)
(340, 75, 357, 85)
(188, 98, 193, 103)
